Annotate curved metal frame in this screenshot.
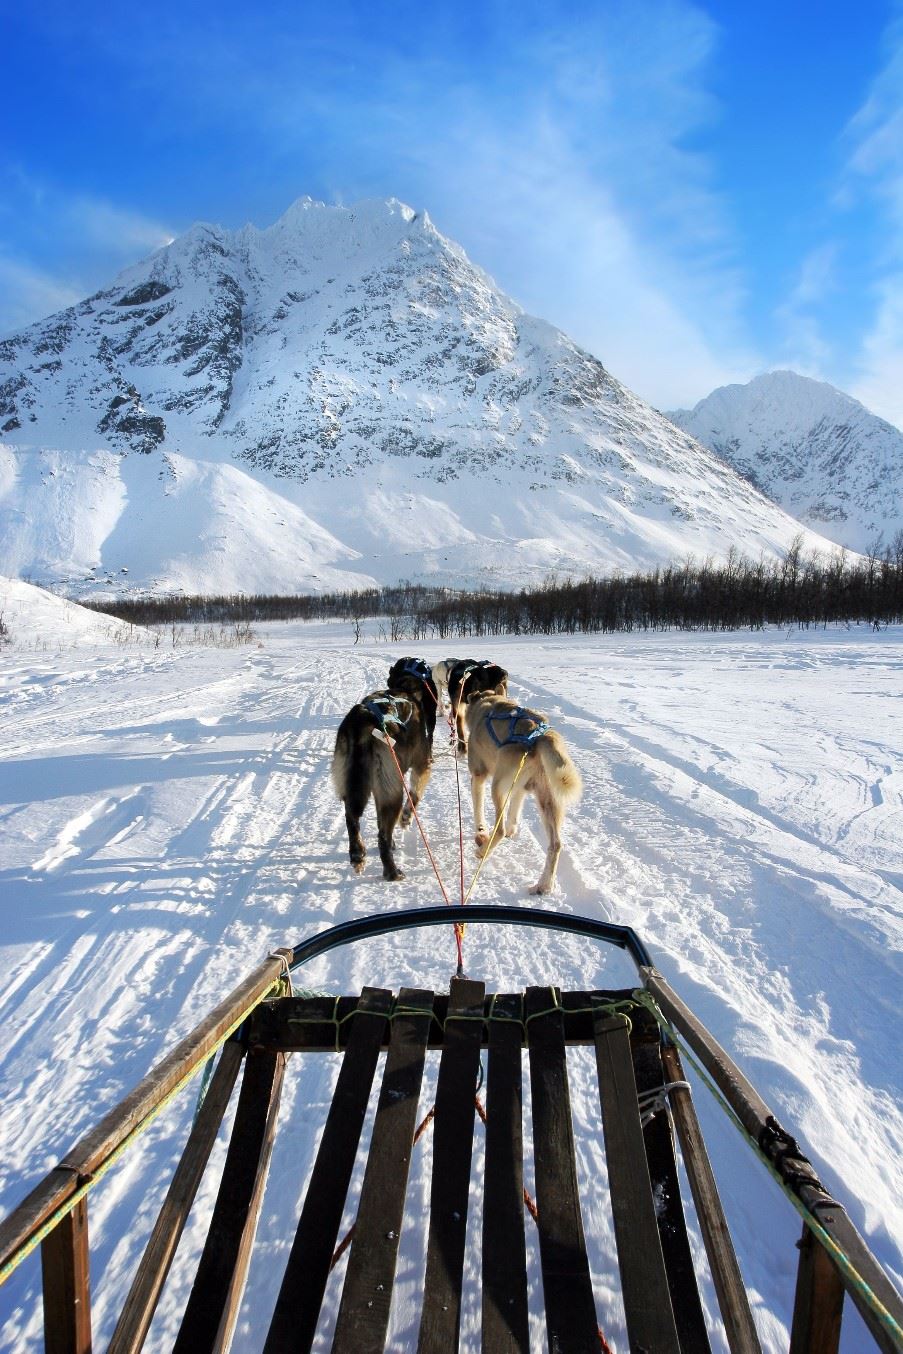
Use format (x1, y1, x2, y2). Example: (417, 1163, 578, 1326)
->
(287, 904, 655, 974)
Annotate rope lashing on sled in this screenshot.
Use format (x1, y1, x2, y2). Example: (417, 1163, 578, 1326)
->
(631, 989, 903, 1349)
(485, 707, 549, 748)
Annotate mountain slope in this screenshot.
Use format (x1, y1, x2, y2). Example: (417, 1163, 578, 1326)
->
(0, 200, 840, 595)
(668, 371, 903, 554)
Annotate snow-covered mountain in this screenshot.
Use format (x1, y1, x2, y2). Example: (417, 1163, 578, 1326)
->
(0, 199, 839, 596)
(668, 371, 903, 554)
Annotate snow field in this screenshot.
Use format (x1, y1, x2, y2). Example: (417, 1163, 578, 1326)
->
(0, 619, 900, 1350)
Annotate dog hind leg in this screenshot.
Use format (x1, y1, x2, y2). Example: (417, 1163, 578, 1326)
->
(371, 751, 405, 880)
(505, 780, 528, 838)
(530, 785, 562, 894)
(375, 790, 405, 879)
(334, 727, 371, 873)
(401, 746, 433, 828)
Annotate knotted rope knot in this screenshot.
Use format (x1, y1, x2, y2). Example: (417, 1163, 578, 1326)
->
(268, 950, 294, 998)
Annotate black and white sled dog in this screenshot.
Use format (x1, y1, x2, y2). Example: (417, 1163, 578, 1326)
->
(386, 656, 440, 744)
(464, 692, 582, 894)
(331, 658, 437, 881)
(445, 659, 509, 754)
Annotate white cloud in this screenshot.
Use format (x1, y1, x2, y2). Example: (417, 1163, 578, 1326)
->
(851, 277, 903, 429)
(844, 10, 903, 429)
(774, 244, 838, 375)
(0, 173, 175, 335)
(66, 197, 174, 255)
(343, 3, 759, 409)
(0, 257, 81, 336)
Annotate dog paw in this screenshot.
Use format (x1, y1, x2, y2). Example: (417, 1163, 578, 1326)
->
(384, 867, 406, 881)
(400, 811, 412, 828)
(528, 881, 550, 895)
(504, 824, 519, 838)
(474, 829, 489, 847)
(352, 859, 366, 875)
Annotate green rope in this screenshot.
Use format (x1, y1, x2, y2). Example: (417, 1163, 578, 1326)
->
(284, 990, 639, 1041)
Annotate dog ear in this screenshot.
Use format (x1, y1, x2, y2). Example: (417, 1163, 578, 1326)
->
(465, 688, 486, 704)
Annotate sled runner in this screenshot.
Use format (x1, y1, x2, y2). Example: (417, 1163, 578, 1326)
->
(1, 905, 901, 1353)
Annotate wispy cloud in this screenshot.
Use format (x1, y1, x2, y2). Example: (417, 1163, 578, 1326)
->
(844, 7, 903, 428)
(774, 244, 838, 374)
(0, 256, 81, 336)
(0, 170, 175, 334)
(65, 197, 174, 255)
(34, 0, 755, 408)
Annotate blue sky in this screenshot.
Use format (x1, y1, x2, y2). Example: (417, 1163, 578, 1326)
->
(2, 0, 902, 426)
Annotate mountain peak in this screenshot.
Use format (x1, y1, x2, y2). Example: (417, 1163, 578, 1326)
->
(0, 199, 844, 596)
(669, 370, 903, 550)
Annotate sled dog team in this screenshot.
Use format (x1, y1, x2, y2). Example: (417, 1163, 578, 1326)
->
(331, 656, 582, 895)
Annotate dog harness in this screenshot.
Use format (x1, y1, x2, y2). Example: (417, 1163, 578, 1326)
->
(454, 659, 498, 707)
(398, 657, 433, 685)
(485, 707, 549, 747)
(456, 659, 494, 682)
(362, 694, 413, 730)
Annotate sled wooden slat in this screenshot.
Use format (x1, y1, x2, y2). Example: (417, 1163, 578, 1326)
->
(525, 986, 599, 1354)
(5, 957, 903, 1354)
(41, 1197, 90, 1354)
(659, 1042, 760, 1354)
(482, 995, 530, 1354)
(108, 1038, 246, 1354)
(173, 1047, 285, 1354)
(417, 979, 486, 1354)
(644, 968, 903, 1354)
(331, 987, 434, 1354)
(593, 1010, 681, 1354)
(790, 1221, 845, 1354)
(263, 987, 393, 1354)
(632, 1034, 713, 1353)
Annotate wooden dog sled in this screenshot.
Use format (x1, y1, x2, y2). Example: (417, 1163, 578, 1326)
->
(1, 905, 901, 1353)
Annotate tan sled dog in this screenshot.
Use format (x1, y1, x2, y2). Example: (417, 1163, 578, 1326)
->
(464, 693, 582, 894)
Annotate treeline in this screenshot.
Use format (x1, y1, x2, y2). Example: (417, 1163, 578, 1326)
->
(86, 539, 903, 637)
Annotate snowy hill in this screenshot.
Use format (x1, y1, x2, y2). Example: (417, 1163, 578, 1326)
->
(668, 371, 903, 554)
(0, 199, 840, 596)
(0, 575, 142, 647)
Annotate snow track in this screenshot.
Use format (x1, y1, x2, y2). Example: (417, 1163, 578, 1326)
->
(0, 621, 900, 1351)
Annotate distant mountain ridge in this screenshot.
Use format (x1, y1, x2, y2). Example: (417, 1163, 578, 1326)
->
(0, 198, 840, 596)
(668, 371, 903, 553)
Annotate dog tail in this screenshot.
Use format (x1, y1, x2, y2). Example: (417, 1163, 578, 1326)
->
(331, 717, 373, 814)
(536, 731, 582, 806)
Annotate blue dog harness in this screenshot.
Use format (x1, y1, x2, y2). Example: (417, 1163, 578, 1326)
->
(485, 707, 549, 748)
(398, 657, 433, 684)
(362, 694, 413, 730)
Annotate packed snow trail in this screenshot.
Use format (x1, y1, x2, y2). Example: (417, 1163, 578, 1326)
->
(0, 621, 900, 1351)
